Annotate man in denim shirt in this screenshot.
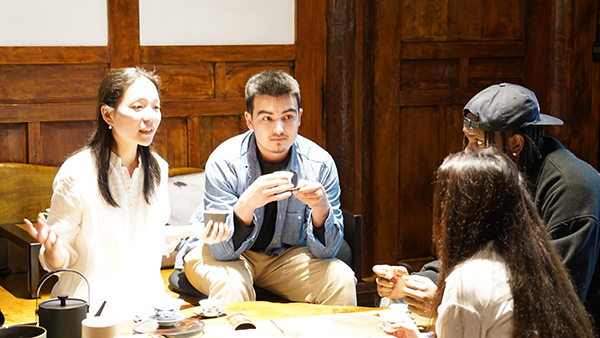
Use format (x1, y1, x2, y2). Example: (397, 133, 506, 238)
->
(176, 70, 357, 305)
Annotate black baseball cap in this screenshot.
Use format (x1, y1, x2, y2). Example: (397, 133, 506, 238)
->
(463, 83, 563, 132)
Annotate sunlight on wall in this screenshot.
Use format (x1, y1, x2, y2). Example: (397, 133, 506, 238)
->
(0, 0, 108, 46)
(139, 0, 295, 45)
(0, 0, 294, 47)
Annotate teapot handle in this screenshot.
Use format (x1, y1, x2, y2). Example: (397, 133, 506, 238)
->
(35, 268, 91, 316)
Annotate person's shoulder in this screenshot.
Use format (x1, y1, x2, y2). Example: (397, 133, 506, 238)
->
(210, 132, 250, 158)
(450, 247, 507, 284)
(295, 135, 334, 163)
(60, 148, 94, 172)
(54, 148, 95, 184)
(541, 137, 600, 185)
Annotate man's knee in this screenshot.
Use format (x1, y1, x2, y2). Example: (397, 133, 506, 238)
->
(184, 259, 252, 298)
(316, 259, 357, 306)
(330, 258, 357, 282)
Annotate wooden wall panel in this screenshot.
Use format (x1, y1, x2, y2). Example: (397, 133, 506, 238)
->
(39, 121, 95, 166)
(483, 0, 523, 40)
(197, 115, 246, 168)
(399, 107, 439, 259)
(223, 62, 294, 101)
(153, 117, 188, 168)
(0, 65, 106, 103)
(469, 57, 523, 87)
(152, 63, 215, 101)
(448, 0, 484, 40)
(442, 105, 466, 154)
(400, 59, 458, 89)
(402, 0, 448, 41)
(568, 0, 600, 163)
(0, 124, 27, 163)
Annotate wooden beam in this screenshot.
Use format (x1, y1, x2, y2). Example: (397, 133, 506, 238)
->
(27, 122, 41, 164)
(108, 0, 141, 68)
(141, 45, 296, 63)
(326, 0, 358, 215)
(295, 0, 327, 146)
(401, 41, 525, 59)
(0, 47, 109, 64)
(0, 103, 96, 123)
(162, 99, 246, 117)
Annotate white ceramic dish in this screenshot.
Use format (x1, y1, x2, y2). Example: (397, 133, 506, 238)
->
(194, 306, 227, 318)
(133, 318, 205, 336)
(149, 313, 187, 327)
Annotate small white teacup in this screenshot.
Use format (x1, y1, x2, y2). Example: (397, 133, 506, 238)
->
(389, 302, 409, 314)
(153, 295, 184, 320)
(379, 309, 408, 332)
(200, 298, 222, 317)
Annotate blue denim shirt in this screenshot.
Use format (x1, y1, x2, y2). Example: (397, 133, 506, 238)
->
(175, 131, 344, 268)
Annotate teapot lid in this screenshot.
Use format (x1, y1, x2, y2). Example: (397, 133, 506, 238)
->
(40, 295, 87, 310)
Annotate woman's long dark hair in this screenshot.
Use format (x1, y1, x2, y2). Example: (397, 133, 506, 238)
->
(88, 67, 162, 207)
(430, 148, 595, 337)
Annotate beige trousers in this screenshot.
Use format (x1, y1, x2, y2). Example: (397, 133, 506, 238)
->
(184, 243, 357, 306)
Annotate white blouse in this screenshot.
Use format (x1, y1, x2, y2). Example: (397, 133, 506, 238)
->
(39, 149, 170, 320)
(435, 245, 514, 338)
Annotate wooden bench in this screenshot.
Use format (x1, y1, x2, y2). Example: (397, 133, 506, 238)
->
(0, 163, 58, 298)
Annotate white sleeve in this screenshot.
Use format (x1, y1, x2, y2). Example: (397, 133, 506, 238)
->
(39, 165, 83, 270)
(436, 301, 483, 338)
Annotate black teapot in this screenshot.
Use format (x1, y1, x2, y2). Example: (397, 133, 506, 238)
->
(36, 269, 89, 338)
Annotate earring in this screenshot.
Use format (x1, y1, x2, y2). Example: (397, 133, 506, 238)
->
(512, 152, 517, 157)
(109, 125, 112, 130)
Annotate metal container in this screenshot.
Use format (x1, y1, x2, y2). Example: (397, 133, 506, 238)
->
(0, 325, 46, 338)
(36, 269, 89, 338)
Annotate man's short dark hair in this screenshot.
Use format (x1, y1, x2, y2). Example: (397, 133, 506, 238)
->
(245, 70, 301, 114)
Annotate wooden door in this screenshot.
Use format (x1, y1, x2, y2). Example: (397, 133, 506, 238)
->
(325, 0, 600, 277)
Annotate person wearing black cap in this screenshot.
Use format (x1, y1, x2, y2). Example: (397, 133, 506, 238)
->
(374, 83, 600, 331)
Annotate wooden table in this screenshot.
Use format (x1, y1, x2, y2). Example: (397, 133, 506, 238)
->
(183, 301, 386, 338)
(118, 301, 388, 337)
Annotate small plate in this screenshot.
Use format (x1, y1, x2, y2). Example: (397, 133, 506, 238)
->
(194, 306, 227, 318)
(149, 313, 187, 327)
(133, 318, 205, 336)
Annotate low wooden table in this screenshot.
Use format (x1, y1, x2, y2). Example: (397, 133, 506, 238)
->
(119, 301, 387, 337)
(186, 302, 385, 337)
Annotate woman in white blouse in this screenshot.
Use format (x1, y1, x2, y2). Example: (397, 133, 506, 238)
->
(386, 148, 595, 338)
(25, 67, 172, 320)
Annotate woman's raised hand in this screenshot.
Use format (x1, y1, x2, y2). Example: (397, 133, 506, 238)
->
(24, 213, 65, 269)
